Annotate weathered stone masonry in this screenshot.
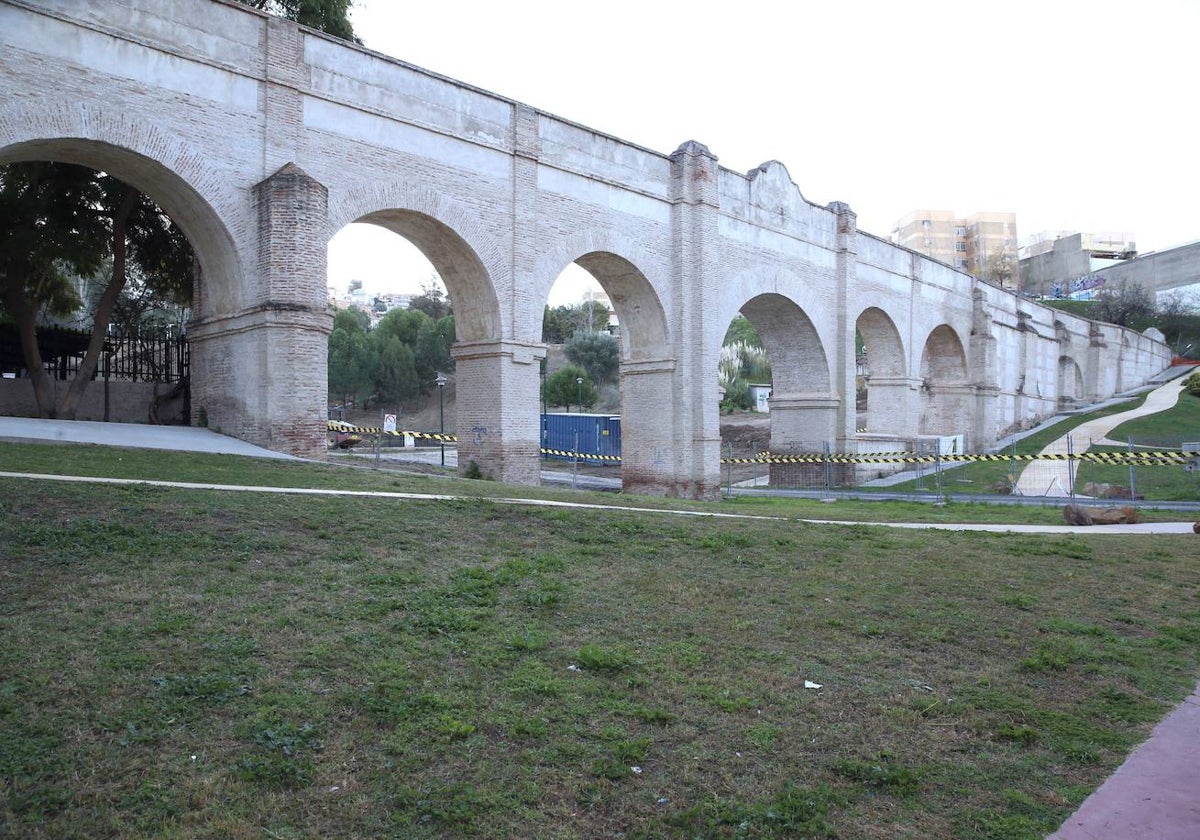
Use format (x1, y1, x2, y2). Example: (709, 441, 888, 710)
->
(0, 0, 1173, 495)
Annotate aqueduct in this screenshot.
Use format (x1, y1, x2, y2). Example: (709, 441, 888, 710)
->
(0, 0, 1172, 497)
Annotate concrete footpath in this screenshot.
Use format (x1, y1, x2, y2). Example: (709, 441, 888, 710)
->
(0, 416, 298, 459)
(1015, 376, 1190, 497)
(2, 416, 1199, 836)
(1048, 682, 1200, 839)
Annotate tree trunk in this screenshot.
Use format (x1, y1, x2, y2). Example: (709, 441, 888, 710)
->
(2, 256, 56, 417)
(57, 188, 138, 419)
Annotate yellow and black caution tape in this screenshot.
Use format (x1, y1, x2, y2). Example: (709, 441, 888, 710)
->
(539, 448, 621, 462)
(719, 450, 1192, 466)
(327, 420, 457, 442)
(328, 422, 1191, 468)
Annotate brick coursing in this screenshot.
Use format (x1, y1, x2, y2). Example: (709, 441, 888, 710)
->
(1, 0, 1174, 490)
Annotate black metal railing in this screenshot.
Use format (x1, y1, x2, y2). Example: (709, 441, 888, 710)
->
(0, 325, 189, 383)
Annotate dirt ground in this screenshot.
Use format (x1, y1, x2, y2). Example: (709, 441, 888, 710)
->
(719, 412, 771, 453)
(336, 381, 457, 434)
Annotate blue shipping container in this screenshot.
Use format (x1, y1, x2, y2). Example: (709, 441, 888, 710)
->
(541, 413, 621, 464)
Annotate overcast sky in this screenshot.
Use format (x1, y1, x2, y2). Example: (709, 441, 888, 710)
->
(330, 0, 1199, 303)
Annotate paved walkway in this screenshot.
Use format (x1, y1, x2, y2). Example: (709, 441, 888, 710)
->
(0, 416, 298, 459)
(1014, 376, 1189, 497)
(1048, 682, 1200, 839)
(2, 415, 1199, 836)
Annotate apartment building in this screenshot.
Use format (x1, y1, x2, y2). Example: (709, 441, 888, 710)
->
(891, 210, 1019, 287)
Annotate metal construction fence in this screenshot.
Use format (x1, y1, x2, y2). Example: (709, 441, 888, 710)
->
(721, 436, 1200, 503)
(326, 419, 1200, 503)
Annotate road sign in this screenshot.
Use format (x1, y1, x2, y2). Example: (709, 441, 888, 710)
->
(383, 414, 397, 433)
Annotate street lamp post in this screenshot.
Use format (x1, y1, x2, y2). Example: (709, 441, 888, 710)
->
(575, 377, 584, 477)
(540, 359, 547, 459)
(436, 372, 448, 467)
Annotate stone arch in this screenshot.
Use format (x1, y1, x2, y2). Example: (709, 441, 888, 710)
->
(531, 234, 673, 495)
(530, 230, 671, 360)
(920, 325, 968, 383)
(855, 306, 906, 378)
(854, 306, 907, 433)
(918, 324, 971, 437)
(0, 102, 247, 318)
(724, 292, 836, 456)
(328, 184, 502, 343)
(1058, 355, 1084, 408)
(711, 269, 833, 364)
(738, 293, 831, 394)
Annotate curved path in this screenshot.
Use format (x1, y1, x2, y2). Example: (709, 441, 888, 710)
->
(1014, 376, 1189, 497)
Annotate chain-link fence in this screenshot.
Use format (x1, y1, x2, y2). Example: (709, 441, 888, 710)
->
(722, 436, 1200, 503)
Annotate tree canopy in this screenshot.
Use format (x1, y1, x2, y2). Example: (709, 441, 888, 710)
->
(563, 331, 619, 386)
(327, 305, 455, 412)
(236, 0, 359, 42)
(542, 364, 596, 413)
(0, 162, 194, 418)
(542, 301, 609, 343)
(408, 279, 451, 321)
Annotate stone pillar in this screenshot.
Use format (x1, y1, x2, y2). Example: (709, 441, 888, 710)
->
(768, 393, 840, 450)
(921, 380, 980, 443)
(767, 393, 841, 487)
(864, 375, 921, 435)
(189, 163, 331, 459)
(619, 358, 678, 495)
(829, 201, 856, 451)
(669, 141, 722, 499)
(970, 287, 999, 451)
(451, 339, 546, 485)
(1085, 323, 1108, 402)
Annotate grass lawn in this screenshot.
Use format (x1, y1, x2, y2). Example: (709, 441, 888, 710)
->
(0, 441, 1186, 526)
(2, 446, 1200, 838)
(861, 390, 1200, 503)
(1106, 387, 1200, 449)
(863, 395, 1150, 498)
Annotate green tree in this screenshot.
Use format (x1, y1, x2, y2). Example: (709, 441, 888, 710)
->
(416, 315, 456, 388)
(327, 322, 375, 408)
(332, 306, 369, 334)
(542, 305, 575, 344)
(373, 334, 419, 406)
(542, 364, 596, 412)
(370, 306, 455, 394)
(1, 162, 194, 419)
(564, 330, 619, 385)
(542, 301, 609, 343)
(235, 0, 359, 42)
(375, 307, 426, 346)
(722, 314, 763, 348)
(408, 278, 451, 321)
(1, 165, 107, 406)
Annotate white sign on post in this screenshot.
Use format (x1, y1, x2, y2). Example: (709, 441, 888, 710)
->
(383, 414, 397, 433)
